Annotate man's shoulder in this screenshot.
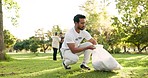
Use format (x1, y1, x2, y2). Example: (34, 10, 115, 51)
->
(81, 30, 89, 34)
(65, 28, 73, 35)
(65, 31, 72, 37)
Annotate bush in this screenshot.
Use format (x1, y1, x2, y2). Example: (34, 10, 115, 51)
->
(30, 43, 39, 53)
(5, 53, 13, 61)
(110, 47, 121, 54)
(114, 47, 121, 54)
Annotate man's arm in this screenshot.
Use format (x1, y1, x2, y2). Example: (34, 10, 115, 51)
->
(88, 38, 97, 45)
(67, 43, 95, 54)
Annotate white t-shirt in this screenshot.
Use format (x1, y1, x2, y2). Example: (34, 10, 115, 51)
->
(51, 36, 60, 49)
(61, 27, 92, 50)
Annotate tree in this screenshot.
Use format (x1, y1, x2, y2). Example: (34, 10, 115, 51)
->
(29, 36, 39, 53)
(35, 28, 51, 53)
(80, 0, 100, 38)
(0, 0, 19, 60)
(13, 36, 40, 53)
(30, 42, 39, 53)
(13, 40, 24, 52)
(51, 25, 62, 35)
(22, 40, 30, 51)
(80, 0, 114, 51)
(111, 17, 127, 53)
(126, 26, 148, 52)
(4, 30, 16, 48)
(114, 0, 148, 53)
(0, 0, 4, 60)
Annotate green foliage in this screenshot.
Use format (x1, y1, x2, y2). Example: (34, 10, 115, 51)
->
(22, 40, 30, 51)
(13, 41, 24, 51)
(80, 0, 148, 53)
(13, 36, 51, 53)
(34, 29, 52, 52)
(3, 52, 13, 61)
(27, 36, 39, 53)
(3, 0, 20, 26)
(126, 26, 148, 44)
(51, 25, 62, 35)
(3, 30, 16, 48)
(81, 0, 120, 52)
(80, 0, 100, 37)
(113, 0, 148, 52)
(30, 42, 39, 53)
(110, 47, 121, 54)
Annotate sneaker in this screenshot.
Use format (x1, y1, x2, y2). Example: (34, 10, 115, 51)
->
(80, 64, 91, 70)
(62, 61, 71, 69)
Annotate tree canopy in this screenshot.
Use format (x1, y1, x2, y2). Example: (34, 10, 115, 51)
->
(113, 0, 148, 52)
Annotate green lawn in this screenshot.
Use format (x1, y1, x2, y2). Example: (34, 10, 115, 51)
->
(0, 52, 148, 78)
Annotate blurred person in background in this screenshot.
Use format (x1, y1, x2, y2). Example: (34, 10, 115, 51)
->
(59, 32, 64, 59)
(51, 32, 60, 61)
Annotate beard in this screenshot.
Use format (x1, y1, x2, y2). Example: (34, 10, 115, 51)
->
(78, 26, 85, 30)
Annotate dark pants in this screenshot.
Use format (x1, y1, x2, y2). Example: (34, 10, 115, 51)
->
(53, 48, 58, 60)
(59, 43, 63, 59)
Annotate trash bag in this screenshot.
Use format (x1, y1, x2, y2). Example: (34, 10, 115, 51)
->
(92, 44, 123, 71)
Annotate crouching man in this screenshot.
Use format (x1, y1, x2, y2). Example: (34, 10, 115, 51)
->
(60, 14, 97, 70)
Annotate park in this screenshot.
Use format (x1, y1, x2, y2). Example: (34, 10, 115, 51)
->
(0, 52, 147, 78)
(0, 0, 148, 78)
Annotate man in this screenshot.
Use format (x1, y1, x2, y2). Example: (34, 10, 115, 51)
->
(59, 32, 64, 59)
(61, 14, 97, 70)
(51, 32, 60, 61)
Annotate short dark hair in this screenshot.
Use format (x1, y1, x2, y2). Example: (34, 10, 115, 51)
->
(60, 32, 62, 34)
(55, 32, 58, 35)
(73, 14, 86, 23)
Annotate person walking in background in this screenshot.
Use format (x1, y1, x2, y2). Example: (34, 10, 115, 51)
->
(59, 32, 64, 59)
(51, 32, 60, 61)
(61, 14, 97, 70)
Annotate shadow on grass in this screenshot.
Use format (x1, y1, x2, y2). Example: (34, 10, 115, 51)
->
(30, 68, 117, 78)
(116, 55, 148, 67)
(117, 67, 148, 78)
(112, 54, 147, 59)
(3, 53, 147, 78)
(7, 53, 52, 59)
(132, 68, 148, 78)
(70, 70, 117, 78)
(0, 59, 63, 78)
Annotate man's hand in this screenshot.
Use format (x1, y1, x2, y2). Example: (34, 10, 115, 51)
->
(86, 45, 96, 50)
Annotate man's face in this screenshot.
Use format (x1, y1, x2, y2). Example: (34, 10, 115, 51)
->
(77, 18, 86, 30)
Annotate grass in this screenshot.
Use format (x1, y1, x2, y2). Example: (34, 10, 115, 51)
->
(0, 52, 148, 78)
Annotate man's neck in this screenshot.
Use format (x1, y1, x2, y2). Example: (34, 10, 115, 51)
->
(74, 26, 80, 33)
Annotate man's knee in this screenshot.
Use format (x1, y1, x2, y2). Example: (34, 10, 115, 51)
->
(71, 56, 79, 64)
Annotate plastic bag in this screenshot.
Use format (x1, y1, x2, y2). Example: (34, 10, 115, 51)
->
(92, 44, 123, 71)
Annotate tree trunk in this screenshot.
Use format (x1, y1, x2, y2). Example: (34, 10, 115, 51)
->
(123, 46, 126, 53)
(141, 44, 148, 53)
(0, 0, 5, 60)
(41, 44, 45, 53)
(137, 44, 142, 53)
(133, 47, 136, 51)
(43, 45, 49, 53)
